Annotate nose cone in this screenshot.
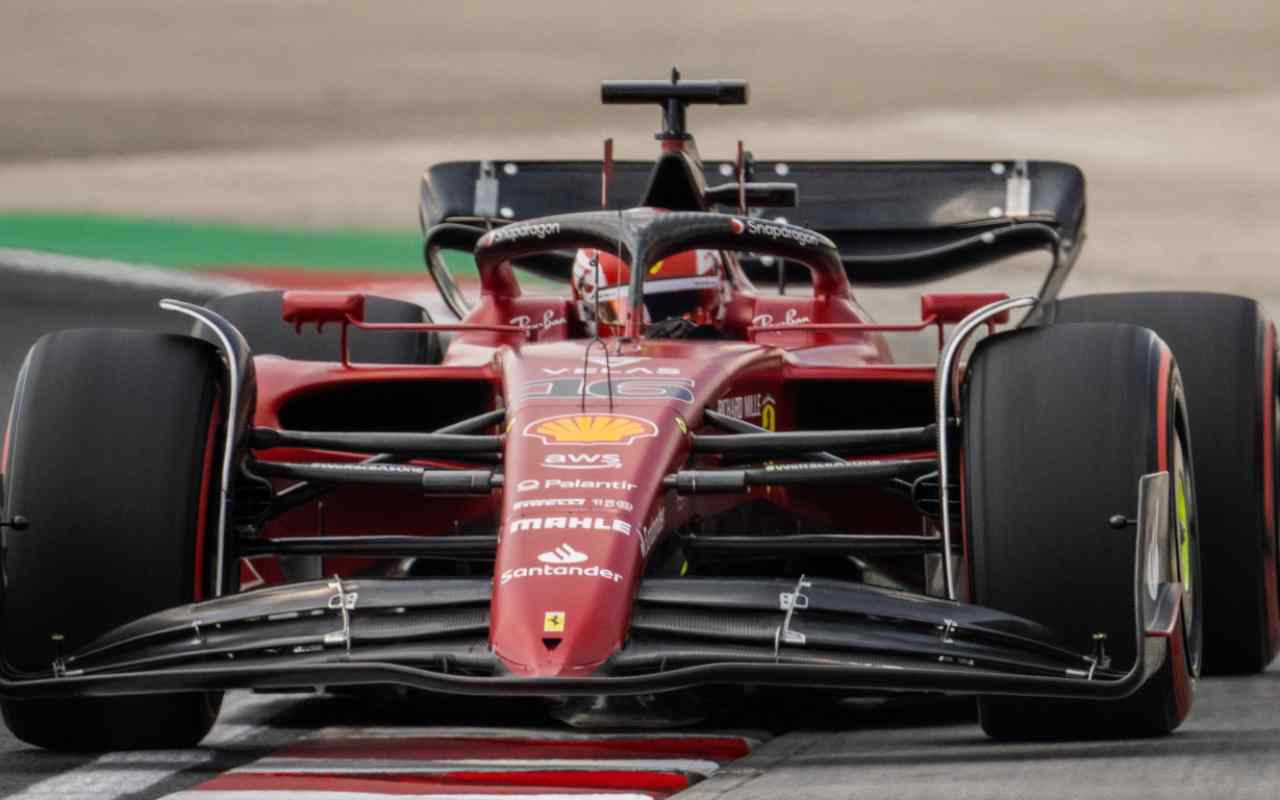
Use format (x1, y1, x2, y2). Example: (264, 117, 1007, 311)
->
(493, 527, 635, 675)
(491, 409, 684, 676)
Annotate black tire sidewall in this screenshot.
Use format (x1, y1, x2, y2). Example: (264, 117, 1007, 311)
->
(964, 322, 1194, 739)
(1, 330, 225, 750)
(1048, 292, 1278, 673)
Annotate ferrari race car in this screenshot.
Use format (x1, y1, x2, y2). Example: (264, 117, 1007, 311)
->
(2, 74, 1278, 751)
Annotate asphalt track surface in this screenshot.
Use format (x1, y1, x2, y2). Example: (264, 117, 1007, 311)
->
(4, 261, 1280, 799)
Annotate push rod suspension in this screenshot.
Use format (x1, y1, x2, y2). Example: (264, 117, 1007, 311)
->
(250, 427, 500, 458)
(664, 458, 937, 494)
(252, 460, 498, 494)
(692, 425, 936, 457)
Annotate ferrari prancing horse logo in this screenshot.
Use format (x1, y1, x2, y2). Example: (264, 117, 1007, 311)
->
(524, 414, 659, 446)
(544, 611, 566, 632)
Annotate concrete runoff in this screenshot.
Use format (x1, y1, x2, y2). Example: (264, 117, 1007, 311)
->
(3, 1, 1279, 163)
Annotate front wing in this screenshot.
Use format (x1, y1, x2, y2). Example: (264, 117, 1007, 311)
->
(1, 482, 1182, 704)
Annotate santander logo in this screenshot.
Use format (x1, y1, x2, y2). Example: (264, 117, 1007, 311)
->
(538, 543, 589, 565)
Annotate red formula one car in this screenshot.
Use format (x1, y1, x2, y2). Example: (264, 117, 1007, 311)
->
(2, 75, 1278, 751)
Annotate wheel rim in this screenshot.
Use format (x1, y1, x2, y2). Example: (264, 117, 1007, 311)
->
(1172, 429, 1203, 676)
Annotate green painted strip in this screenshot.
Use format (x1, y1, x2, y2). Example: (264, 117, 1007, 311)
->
(0, 212, 477, 275)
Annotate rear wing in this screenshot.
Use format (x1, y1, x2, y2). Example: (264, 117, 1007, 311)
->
(419, 159, 1085, 294)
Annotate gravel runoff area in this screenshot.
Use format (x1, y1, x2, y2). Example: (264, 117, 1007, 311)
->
(3, 0, 1280, 315)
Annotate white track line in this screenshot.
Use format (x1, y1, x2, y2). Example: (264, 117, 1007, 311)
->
(0, 247, 258, 296)
(6, 726, 264, 800)
(5, 695, 288, 800)
(300, 726, 766, 746)
(235, 756, 722, 777)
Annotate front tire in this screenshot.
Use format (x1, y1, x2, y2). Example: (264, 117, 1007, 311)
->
(1045, 292, 1279, 674)
(1, 330, 225, 750)
(964, 322, 1200, 740)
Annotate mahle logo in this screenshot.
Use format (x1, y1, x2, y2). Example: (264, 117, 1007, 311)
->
(525, 414, 658, 446)
(508, 516, 632, 536)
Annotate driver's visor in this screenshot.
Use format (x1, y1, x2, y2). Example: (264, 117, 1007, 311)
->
(593, 276, 720, 325)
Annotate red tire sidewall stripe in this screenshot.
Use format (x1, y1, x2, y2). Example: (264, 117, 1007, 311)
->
(1263, 325, 1275, 537)
(1169, 606, 1193, 719)
(1262, 323, 1280, 646)
(958, 457, 969, 601)
(0, 418, 10, 478)
(1, 362, 21, 491)
(193, 390, 223, 603)
(1156, 346, 1170, 473)
(1156, 345, 1193, 717)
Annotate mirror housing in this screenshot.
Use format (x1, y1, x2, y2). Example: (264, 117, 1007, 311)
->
(921, 292, 1011, 325)
(281, 291, 365, 331)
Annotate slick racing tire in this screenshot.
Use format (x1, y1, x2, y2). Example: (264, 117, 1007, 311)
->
(964, 323, 1201, 740)
(0, 330, 224, 750)
(206, 290, 443, 364)
(1044, 292, 1279, 674)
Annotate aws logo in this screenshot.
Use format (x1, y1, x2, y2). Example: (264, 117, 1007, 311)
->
(525, 414, 658, 446)
(543, 452, 623, 470)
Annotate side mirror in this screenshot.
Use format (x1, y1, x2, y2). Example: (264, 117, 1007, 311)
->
(281, 291, 365, 331)
(921, 292, 1011, 325)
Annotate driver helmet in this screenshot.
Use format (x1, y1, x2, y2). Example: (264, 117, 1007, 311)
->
(571, 248, 726, 337)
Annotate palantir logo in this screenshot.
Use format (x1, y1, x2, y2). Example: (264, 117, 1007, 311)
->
(538, 543, 589, 565)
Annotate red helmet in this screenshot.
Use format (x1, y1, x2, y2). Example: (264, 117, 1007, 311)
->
(571, 248, 726, 336)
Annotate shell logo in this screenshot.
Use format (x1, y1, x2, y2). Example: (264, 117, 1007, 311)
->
(524, 414, 659, 446)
